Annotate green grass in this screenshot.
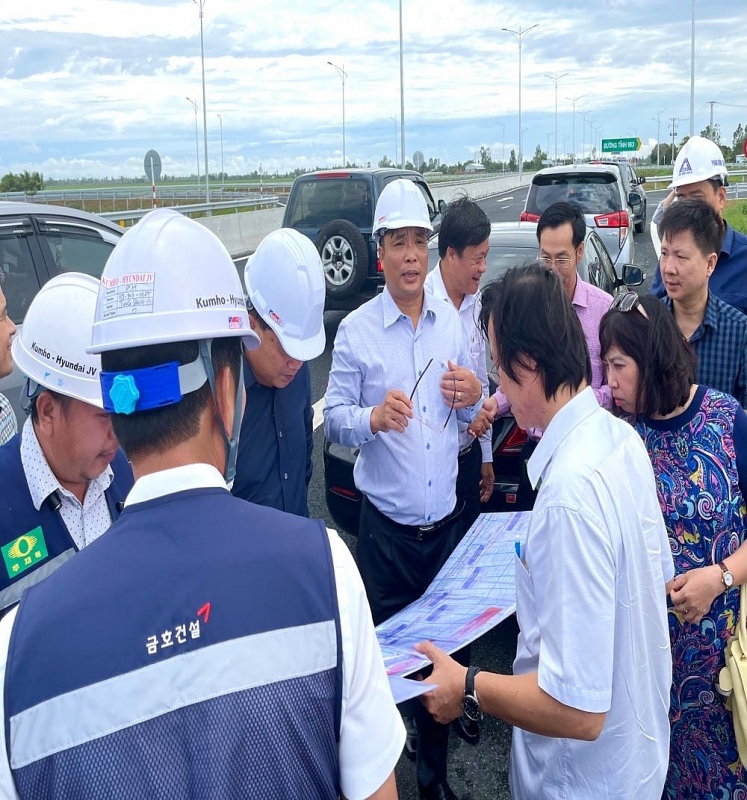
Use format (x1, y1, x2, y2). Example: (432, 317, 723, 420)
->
(724, 199, 747, 234)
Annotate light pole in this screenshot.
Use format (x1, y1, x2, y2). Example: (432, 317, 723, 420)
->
(545, 71, 569, 163)
(521, 127, 529, 172)
(389, 116, 398, 167)
(652, 108, 666, 166)
(690, 0, 695, 137)
(563, 136, 569, 164)
(194, 0, 209, 203)
(496, 120, 505, 173)
(546, 132, 553, 163)
(216, 113, 224, 190)
(587, 118, 596, 158)
(186, 97, 200, 191)
(327, 61, 347, 167)
(399, 0, 405, 169)
(566, 95, 584, 163)
(502, 23, 539, 184)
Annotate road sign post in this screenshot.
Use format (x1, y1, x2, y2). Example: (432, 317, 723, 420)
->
(601, 137, 641, 153)
(144, 150, 162, 209)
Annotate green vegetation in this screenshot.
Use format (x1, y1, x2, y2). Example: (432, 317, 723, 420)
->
(0, 170, 45, 194)
(724, 200, 747, 235)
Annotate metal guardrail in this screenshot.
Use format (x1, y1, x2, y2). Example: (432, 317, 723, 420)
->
(99, 196, 280, 224)
(644, 169, 747, 190)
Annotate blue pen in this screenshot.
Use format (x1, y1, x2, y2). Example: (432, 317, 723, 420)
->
(515, 535, 522, 559)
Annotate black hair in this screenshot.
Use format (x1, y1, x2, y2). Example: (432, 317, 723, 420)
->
(599, 294, 695, 417)
(658, 198, 721, 257)
(245, 300, 269, 331)
(100, 337, 243, 461)
(536, 202, 586, 249)
(478, 262, 591, 399)
(437, 195, 491, 259)
(30, 390, 71, 424)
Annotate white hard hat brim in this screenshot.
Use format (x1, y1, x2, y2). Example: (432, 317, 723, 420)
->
(274, 323, 326, 363)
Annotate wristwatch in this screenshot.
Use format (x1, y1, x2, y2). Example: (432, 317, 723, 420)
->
(719, 561, 735, 589)
(462, 666, 483, 722)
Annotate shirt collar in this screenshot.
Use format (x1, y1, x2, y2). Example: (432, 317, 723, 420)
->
(428, 262, 477, 313)
(527, 387, 598, 489)
(382, 284, 438, 328)
(721, 220, 735, 258)
(662, 292, 718, 333)
(20, 416, 114, 511)
(571, 277, 590, 310)
(125, 463, 228, 507)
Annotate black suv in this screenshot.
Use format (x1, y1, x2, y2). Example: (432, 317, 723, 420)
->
(282, 168, 443, 310)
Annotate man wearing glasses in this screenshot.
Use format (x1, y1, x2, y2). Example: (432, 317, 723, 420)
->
(482, 201, 614, 510)
(324, 179, 482, 800)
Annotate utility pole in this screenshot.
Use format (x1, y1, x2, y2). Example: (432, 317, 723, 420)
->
(502, 24, 539, 183)
(707, 100, 717, 139)
(578, 109, 589, 161)
(652, 108, 666, 167)
(399, 0, 405, 169)
(670, 117, 679, 166)
(690, 0, 696, 137)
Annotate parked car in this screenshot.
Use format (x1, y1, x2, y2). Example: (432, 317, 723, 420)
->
(592, 160, 648, 233)
(0, 202, 124, 425)
(324, 221, 644, 536)
(521, 164, 640, 277)
(282, 168, 444, 311)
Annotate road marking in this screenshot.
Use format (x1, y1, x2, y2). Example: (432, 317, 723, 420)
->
(500, 196, 513, 202)
(500, 204, 511, 209)
(313, 397, 325, 430)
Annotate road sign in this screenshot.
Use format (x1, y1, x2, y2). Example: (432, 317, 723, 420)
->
(144, 149, 162, 182)
(413, 150, 424, 170)
(601, 137, 641, 153)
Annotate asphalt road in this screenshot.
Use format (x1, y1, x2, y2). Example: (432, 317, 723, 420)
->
(285, 186, 664, 799)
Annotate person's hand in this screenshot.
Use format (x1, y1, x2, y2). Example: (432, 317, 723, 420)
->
(669, 565, 723, 625)
(480, 463, 494, 503)
(414, 641, 468, 724)
(440, 360, 481, 408)
(467, 405, 494, 438)
(370, 390, 413, 434)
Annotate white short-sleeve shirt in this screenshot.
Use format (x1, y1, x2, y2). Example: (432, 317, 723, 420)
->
(510, 389, 673, 800)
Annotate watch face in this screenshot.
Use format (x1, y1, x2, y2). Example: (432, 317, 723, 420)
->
(724, 571, 734, 588)
(463, 695, 483, 723)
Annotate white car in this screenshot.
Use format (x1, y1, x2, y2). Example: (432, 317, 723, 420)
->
(521, 164, 640, 279)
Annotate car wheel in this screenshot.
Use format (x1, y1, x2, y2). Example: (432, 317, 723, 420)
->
(316, 219, 369, 299)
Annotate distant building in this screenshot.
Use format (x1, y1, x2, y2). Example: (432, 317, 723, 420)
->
(465, 162, 486, 173)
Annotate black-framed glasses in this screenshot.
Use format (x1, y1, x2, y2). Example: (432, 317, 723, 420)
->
(610, 290, 649, 319)
(409, 358, 456, 433)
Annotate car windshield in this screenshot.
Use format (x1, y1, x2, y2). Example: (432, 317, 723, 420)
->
(285, 177, 373, 229)
(481, 244, 537, 285)
(527, 174, 621, 216)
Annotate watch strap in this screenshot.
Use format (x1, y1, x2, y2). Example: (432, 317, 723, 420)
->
(465, 666, 482, 696)
(718, 561, 732, 584)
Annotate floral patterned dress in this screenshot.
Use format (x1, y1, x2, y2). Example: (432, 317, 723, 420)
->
(635, 387, 747, 799)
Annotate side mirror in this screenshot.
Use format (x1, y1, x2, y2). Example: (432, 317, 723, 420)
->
(638, 176, 646, 185)
(438, 199, 446, 214)
(622, 264, 645, 286)
(628, 191, 642, 208)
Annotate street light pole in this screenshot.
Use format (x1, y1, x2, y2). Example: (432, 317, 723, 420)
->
(186, 97, 200, 191)
(502, 24, 539, 184)
(652, 108, 666, 166)
(195, 0, 209, 203)
(544, 71, 569, 163)
(389, 116, 398, 166)
(690, 0, 696, 137)
(327, 61, 348, 167)
(497, 120, 505, 174)
(216, 113, 224, 190)
(399, 0, 405, 169)
(566, 95, 584, 163)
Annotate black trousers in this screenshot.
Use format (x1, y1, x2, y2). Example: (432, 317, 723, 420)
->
(515, 438, 540, 511)
(456, 439, 483, 538)
(357, 496, 465, 790)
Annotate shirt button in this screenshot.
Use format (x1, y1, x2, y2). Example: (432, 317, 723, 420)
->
(426, 443, 431, 450)
(283, 473, 288, 480)
(428, 480, 432, 487)
(422, 405, 426, 412)
(278, 430, 283, 438)
(427, 515, 432, 522)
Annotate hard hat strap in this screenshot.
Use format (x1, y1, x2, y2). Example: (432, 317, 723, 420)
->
(198, 339, 244, 485)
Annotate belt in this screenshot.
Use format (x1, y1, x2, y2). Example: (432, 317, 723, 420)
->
(365, 496, 465, 540)
(458, 440, 477, 459)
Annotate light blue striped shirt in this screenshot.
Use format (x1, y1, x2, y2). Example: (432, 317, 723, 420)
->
(324, 287, 477, 526)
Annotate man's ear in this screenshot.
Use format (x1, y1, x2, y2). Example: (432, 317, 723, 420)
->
(576, 241, 585, 261)
(33, 391, 58, 434)
(706, 252, 717, 278)
(214, 363, 243, 436)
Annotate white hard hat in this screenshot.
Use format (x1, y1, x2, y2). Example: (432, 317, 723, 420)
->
(670, 136, 728, 189)
(245, 229, 326, 362)
(89, 208, 260, 354)
(372, 178, 433, 240)
(12, 273, 104, 408)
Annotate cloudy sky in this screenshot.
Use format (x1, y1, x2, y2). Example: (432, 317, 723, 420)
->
(1, 0, 746, 181)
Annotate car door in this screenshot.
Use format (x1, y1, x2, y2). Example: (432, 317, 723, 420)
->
(32, 215, 121, 281)
(583, 232, 619, 295)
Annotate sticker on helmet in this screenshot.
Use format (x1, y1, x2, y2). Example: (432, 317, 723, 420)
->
(678, 158, 693, 176)
(101, 273, 155, 318)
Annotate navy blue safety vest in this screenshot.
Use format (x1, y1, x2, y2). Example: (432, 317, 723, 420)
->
(5, 487, 343, 800)
(0, 432, 133, 612)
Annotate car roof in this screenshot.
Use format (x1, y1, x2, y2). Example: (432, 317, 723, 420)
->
(533, 164, 622, 179)
(0, 201, 123, 233)
(293, 168, 423, 180)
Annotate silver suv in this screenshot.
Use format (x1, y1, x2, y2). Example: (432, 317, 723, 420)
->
(592, 160, 648, 232)
(521, 164, 637, 277)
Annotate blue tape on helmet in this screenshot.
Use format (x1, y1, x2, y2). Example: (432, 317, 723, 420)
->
(101, 362, 183, 414)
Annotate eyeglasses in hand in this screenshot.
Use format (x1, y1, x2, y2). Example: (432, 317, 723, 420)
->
(409, 358, 456, 434)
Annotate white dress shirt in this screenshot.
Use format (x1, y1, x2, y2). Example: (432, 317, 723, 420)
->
(425, 263, 492, 462)
(510, 388, 673, 800)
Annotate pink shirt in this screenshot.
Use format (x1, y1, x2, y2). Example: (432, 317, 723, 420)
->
(493, 278, 614, 423)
